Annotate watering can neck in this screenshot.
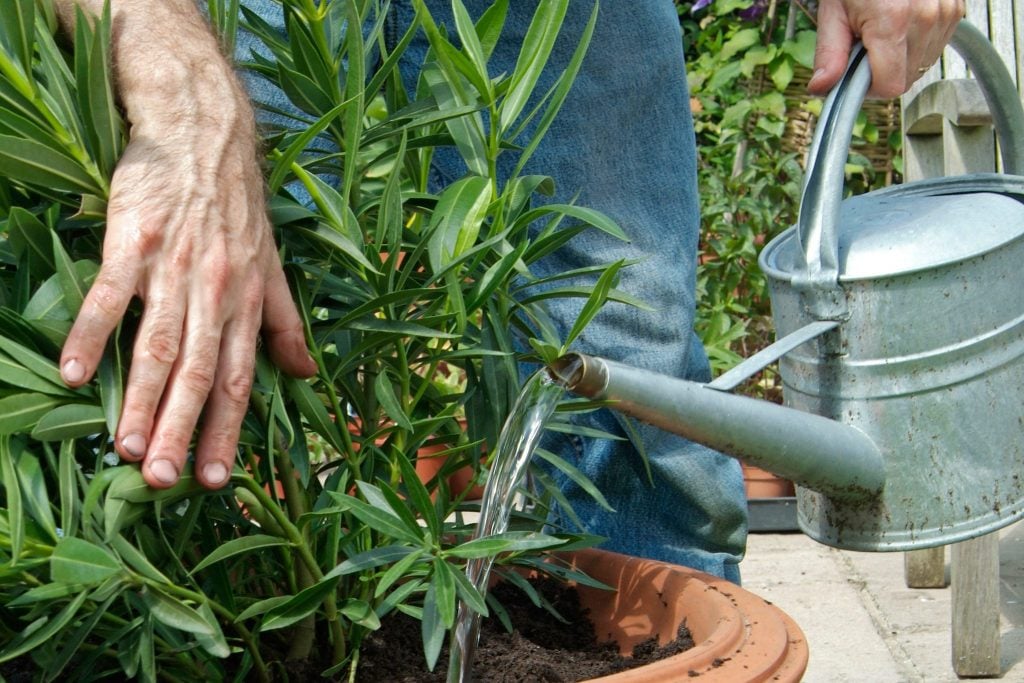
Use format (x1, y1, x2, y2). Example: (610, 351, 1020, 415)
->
(550, 353, 886, 502)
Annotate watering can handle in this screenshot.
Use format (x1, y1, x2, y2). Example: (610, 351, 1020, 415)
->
(794, 20, 1024, 320)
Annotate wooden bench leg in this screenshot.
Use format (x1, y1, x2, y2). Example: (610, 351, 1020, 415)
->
(905, 547, 947, 588)
(951, 533, 1001, 678)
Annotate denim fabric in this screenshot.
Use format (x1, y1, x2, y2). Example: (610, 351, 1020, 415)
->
(237, 0, 747, 582)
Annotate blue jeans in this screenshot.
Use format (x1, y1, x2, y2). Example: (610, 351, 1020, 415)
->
(238, 0, 747, 582)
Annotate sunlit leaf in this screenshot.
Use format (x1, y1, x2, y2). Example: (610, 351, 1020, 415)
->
(0, 393, 62, 434)
(51, 537, 121, 585)
(143, 588, 215, 636)
(31, 403, 106, 441)
(190, 534, 290, 575)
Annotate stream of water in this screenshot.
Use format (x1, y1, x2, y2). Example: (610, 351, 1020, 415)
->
(445, 365, 576, 683)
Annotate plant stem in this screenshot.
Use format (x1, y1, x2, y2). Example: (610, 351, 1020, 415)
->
(138, 576, 270, 683)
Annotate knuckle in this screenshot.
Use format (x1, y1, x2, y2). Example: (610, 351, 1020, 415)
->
(179, 361, 218, 395)
(219, 366, 255, 407)
(142, 324, 182, 366)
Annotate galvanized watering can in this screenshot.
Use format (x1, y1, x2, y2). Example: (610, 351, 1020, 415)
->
(551, 21, 1024, 552)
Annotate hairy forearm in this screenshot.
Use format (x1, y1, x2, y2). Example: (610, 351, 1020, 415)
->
(53, 0, 255, 138)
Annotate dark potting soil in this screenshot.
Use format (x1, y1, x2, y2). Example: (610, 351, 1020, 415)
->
(354, 576, 696, 682)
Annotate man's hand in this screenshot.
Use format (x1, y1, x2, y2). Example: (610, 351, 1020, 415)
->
(56, 0, 316, 489)
(808, 0, 966, 98)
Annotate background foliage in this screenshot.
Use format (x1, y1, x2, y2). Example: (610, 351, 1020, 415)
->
(678, 0, 899, 392)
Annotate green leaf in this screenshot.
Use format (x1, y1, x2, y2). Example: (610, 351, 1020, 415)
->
(420, 579, 446, 671)
(105, 462, 202, 503)
(194, 601, 230, 658)
(0, 348, 71, 396)
(326, 489, 423, 545)
(322, 544, 415, 581)
(97, 334, 123, 436)
(445, 531, 566, 559)
(719, 27, 760, 62)
(499, 0, 567, 130)
(426, 175, 491, 273)
(14, 448, 58, 541)
(0, 0, 34, 73)
(0, 434, 24, 561)
(109, 534, 170, 584)
(0, 135, 100, 195)
(430, 558, 457, 627)
(58, 440, 79, 538)
(6, 206, 56, 274)
(143, 588, 215, 636)
(0, 592, 88, 664)
(261, 577, 340, 632)
(562, 260, 623, 352)
(51, 537, 122, 585)
(8, 581, 86, 607)
(83, 3, 124, 177)
(373, 548, 427, 598)
(339, 598, 381, 629)
(0, 333, 78, 395)
(0, 393, 63, 434)
(373, 370, 413, 432)
(283, 376, 346, 454)
(190, 534, 290, 575)
(31, 403, 106, 441)
(235, 595, 291, 622)
(52, 235, 87, 318)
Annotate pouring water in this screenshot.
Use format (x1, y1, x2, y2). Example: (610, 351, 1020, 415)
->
(446, 364, 577, 683)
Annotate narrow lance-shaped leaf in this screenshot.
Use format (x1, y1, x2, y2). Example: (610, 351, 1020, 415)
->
(261, 577, 341, 632)
(189, 534, 290, 575)
(143, 587, 215, 636)
(97, 333, 123, 436)
(0, 334, 80, 395)
(0, 393, 63, 435)
(0, 135, 100, 195)
(420, 579, 446, 671)
(562, 260, 624, 352)
(499, 0, 568, 130)
(52, 234, 86, 318)
(59, 439, 79, 537)
(0, 434, 24, 562)
(31, 403, 106, 441)
(0, 592, 89, 665)
(6, 206, 56, 274)
(0, 0, 35, 76)
(510, 1, 597, 176)
(51, 536, 122, 585)
(15, 448, 58, 541)
(85, 2, 125, 179)
(373, 370, 413, 432)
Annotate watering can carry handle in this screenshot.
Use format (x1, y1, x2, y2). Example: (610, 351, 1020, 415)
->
(795, 20, 1024, 320)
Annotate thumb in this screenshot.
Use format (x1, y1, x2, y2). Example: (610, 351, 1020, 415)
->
(807, 0, 855, 95)
(262, 262, 317, 378)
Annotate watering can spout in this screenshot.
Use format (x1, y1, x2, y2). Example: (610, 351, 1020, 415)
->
(550, 353, 886, 502)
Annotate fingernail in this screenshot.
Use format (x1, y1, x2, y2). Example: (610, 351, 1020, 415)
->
(62, 358, 86, 384)
(810, 68, 825, 82)
(121, 433, 147, 459)
(149, 459, 179, 485)
(203, 462, 229, 486)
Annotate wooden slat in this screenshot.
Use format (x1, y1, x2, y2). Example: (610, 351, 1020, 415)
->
(951, 534, 1001, 677)
(990, 0, 1017, 88)
(1015, 0, 1024, 97)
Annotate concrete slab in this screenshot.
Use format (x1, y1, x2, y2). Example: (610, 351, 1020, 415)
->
(741, 521, 1024, 682)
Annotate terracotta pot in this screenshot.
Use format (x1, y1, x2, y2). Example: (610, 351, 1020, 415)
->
(414, 440, 485, 501)
(742, 463, 795, 499)
(569, 548, 808, 682)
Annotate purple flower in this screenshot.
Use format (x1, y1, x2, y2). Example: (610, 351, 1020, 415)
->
(738, 0, 768, 21)
(691, 0, 713, 13)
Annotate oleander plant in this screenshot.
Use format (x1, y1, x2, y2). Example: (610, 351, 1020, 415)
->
(0, 1, 627, 679)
